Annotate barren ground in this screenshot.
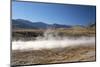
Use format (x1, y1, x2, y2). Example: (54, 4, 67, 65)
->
(11, 44, 95, 66)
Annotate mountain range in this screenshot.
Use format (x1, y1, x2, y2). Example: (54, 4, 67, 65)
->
(12, 19, 95, 29)
(12, 19, 72, 29)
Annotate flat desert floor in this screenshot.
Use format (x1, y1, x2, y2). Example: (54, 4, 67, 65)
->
(11, 44, 95, 66)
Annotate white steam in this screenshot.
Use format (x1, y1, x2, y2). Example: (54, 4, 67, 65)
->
(12, 29, 95, 50)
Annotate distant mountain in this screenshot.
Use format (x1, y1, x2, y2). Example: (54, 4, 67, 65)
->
(89, 23, 96, 28)
(31, 22, 50, 29)
(71, 25, 85, 29)
(12, 19, 72, 29)
(12, 19, 38, 29)
(53, 23, 71, 28)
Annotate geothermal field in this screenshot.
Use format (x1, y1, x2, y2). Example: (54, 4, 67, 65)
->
(11, 28, 96, 66)
(12, 1, 96, 66)
(12, 37, 95, 50)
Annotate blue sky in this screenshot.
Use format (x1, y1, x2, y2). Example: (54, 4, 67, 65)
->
(12, 1, 96, 26)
